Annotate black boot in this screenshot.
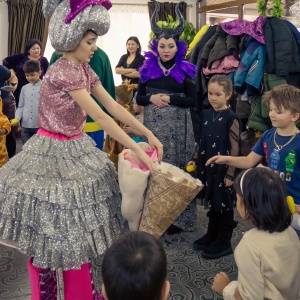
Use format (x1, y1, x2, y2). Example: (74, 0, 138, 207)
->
(193, 211, 219, 250)
(166, 224, 183, 235)
(201, 210, 237, 259)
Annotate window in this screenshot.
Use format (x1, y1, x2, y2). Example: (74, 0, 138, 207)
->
(44, 4, 151, 86)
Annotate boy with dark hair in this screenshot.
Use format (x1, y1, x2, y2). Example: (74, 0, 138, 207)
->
(207, 84, 300, 232)
(11, 60, 42, 144)
(102, 231, 170, 300)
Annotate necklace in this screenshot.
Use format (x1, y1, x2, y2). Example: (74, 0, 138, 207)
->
(273, 129, 299, 151)
(212, 110, 223, 122)
(157, 59, 176, 76)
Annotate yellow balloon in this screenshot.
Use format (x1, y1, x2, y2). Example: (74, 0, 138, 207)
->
(186, 165, 196, 173)
(287, 196, 296, 214)
(10, 118, 19, 125)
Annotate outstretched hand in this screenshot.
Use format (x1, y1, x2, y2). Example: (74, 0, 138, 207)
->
(206, 155, 228, 166)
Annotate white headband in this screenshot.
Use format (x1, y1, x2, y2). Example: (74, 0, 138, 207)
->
(240, 169, 252, 195)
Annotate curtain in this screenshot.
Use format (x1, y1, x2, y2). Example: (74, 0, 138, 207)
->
(147, 1, 187, 21)
(7, 0, 49, 55)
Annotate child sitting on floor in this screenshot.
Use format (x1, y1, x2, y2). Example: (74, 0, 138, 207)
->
(211, 168, 300, 299)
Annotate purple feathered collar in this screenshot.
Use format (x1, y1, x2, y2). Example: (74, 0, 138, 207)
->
(139, 40, 197, 84)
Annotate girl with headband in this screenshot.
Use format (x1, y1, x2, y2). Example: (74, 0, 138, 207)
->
(212, 168, 300, 299)
(0, 0, 162, 299)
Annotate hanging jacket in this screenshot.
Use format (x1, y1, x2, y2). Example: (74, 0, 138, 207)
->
(264, 17, 300, 75)
(201, 25, 240, 69)
(234, 37, 266, 91)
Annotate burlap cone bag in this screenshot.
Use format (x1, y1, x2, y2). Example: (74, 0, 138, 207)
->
(118, 143, 157, 231)
(139, 162, 203, 238)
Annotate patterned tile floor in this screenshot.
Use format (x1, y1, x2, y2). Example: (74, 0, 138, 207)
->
(0, 138, 251, 299)
(0, 206, 251, 300)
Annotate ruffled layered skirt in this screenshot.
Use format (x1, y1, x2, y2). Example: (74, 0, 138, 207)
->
(0, 133, 126, 270)
(144, 104, 197, 231)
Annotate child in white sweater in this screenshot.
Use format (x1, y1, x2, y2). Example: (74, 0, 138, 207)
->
(212, 167, 300, 300)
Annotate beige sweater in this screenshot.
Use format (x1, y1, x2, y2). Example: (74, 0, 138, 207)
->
(223, 226, 300, 300)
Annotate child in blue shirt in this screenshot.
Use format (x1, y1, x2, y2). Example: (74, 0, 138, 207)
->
(207, 84, 300, 233)
(11, 60, 41, 144)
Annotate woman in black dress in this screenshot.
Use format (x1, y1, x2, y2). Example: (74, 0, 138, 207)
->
(115, 36, 144, 84)
(136, 0, 197, 233)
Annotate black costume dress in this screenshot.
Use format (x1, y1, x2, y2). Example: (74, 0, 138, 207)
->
(195, 108, 241, 212)
(137, 58, 197, 231)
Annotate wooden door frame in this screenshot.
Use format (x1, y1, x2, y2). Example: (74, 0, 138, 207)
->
(197, 0, 257, 29)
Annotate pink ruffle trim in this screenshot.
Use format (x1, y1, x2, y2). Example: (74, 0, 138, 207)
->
(37, 128, 82, 141)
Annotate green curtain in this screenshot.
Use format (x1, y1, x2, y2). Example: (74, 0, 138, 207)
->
(7, 0, 49, 55)
(148, 1, 187, 21)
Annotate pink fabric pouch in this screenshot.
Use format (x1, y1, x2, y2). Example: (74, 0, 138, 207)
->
(123, 148, 158, 171)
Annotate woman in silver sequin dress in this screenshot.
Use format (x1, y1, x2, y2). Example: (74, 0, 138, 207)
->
(0, 0, 163, 299)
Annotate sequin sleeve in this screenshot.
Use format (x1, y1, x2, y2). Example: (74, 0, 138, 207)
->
(52, 60, 100, 93)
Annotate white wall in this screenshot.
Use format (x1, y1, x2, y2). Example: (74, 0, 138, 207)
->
(1, 0, 197, 73)
(0, 2, 8, 62)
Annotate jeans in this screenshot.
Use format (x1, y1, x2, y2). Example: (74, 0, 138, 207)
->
(21, 127, 38, 145)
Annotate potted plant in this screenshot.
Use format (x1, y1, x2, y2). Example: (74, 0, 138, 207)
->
(257, 0, 284, 17)
(149, 14, 196, 47)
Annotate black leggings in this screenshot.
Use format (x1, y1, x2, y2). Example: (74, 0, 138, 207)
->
(6, 130, 16, 158)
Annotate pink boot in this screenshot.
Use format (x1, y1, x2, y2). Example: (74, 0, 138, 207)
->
(27, 257, 57, 300)
(63, 263, 103, 300)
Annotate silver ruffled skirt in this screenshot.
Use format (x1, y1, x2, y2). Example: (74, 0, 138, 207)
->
(0, 133, 126, 270)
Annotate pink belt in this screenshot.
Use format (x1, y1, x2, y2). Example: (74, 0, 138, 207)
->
(37, 128, 82, 141)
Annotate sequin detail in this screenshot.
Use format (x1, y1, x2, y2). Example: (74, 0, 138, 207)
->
(48, 0, 110, 52)
(39, 58, 100, 137)
(0, 134, 127, 270)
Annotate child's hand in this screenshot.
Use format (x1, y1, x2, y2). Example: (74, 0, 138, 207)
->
(296, 204, 300, 214)
(123, 125, 131, 133)
(10, 118, 19, 126)
(186, 161, 196, 172)
(0, 128, 6, 136)
(123, 125, 134, 134)
(206, 155, 227, 166)
(224, 177, 233, 187)
(211, 272, 230, 295)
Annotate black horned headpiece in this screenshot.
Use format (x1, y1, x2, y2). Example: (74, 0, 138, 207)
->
(150, 0, 185, 42)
